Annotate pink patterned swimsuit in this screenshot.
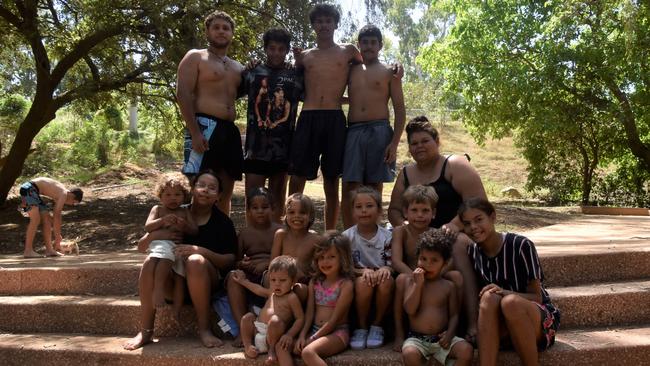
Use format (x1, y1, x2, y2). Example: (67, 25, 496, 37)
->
(311, 278, 350, 345)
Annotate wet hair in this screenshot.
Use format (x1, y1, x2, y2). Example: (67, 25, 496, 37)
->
(246, 187, 273, 209)
(402, 185, 439, 211)
(309, 3, 340, 25)
(358, 24, 383, 43)
(155, 174, 190, 201)
(405, 116, 439, 144)
(205, 10, 235, 31)
(190, 169, 223, 194)
(284, 193, 315, 229)
(69, 187, 83, 203)
(458, 197, 496, 219)
(269, 255, 298, 279)
(263, 28, 291, 49)
(312, 231, 355, 281)
(351, 186, 382, 211)
(416, 228, 453, 260)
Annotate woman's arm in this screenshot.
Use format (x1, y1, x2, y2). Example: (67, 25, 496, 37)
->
(310, 279, 354, 340)
(446, 156, 488, 229)
(388, 168, 407, 226)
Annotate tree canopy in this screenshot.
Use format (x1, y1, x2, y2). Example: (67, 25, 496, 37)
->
(422, 0, 650, 204)
(0, 0, 316, 204)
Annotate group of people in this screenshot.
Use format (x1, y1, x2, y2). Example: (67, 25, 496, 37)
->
(16, 3, 560, 366)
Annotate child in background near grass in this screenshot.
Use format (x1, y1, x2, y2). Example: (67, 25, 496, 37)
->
(271, 193, 321, 302)
(143, 175, 198, 318)
(233, 255, 304, 366)
(227, 187, 282, 347)
(342, 186, 394, 350)
(295, 232, 355, 365)
(459, 197, 560, 366)
(402, 229, 473, 366)
(19, 177, 83, 258)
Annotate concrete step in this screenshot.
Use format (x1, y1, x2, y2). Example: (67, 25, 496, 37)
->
(549, 280, 650, 328)
(0, 253, 142, 296)
(2, 244, 650, 296)
(0, 295, 198, 337)
(1, 325, 650, 366)
(2, 279, 650, 336)
(537, 241, 650, 287)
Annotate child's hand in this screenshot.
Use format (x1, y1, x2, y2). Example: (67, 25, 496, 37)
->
(162, 214, 177, 227)
(376, 267, 392, 284)
(231, 270, 246, 283)
(293, 336, 306, 355)
(278, 334, 294, 350)
(361, 269, 375, 286)
(413, 267, 425, 286)
(438, 330, 452, 349)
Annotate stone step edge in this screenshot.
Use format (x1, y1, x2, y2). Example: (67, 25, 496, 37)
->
(2, 325, 650, 366)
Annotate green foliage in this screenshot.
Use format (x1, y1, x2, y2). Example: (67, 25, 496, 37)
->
(423, 0, 650, 205)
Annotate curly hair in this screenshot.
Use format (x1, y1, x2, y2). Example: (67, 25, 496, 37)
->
(309, 3, 340, 25)
(312, 231, 355, 281)
(416, 228, 454, 260)
(204, 10, 235, 31)
(155, 174, 190, 202)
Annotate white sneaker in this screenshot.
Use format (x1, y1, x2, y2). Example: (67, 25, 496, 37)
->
(366, 325, 384, 348)
(350, 328, 368, 350)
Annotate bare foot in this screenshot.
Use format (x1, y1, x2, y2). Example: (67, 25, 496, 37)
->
(199, 330, 223, 348)
(265, 349, 277, 365)
(244, 344, 258, 359)
(392, 336, 404, 352)
(44, 250, 63, 257)
(232, 334, 243, 348)
(23, 250, 43, 258)
(123, 330, 154, 350)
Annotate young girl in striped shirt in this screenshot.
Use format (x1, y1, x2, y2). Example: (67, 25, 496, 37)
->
(459, 197, 560, 366)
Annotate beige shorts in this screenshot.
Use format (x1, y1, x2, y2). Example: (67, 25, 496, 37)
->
(402, 335, 465, 366)
(254, 320, 268, 353)
(148, 240, 185, 277)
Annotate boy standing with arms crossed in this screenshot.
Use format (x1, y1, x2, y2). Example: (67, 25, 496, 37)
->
(289, 4, 362, 230)
(341, 24, 406, 228)
(176, 10, 245, 215)
(402, 228, 473, 366)
(19, 177, 83, 258)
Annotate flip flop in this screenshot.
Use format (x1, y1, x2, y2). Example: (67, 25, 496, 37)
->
(45, 252, 64, 257)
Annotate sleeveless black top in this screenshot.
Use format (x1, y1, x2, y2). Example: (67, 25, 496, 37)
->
(403, 155, 463, 228)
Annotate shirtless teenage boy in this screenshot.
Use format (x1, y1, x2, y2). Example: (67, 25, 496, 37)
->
(19, 177, 83, 258)
(341, 24, 406, 229)
(288, 3, 362, 230)
(176, 10, 245, 215)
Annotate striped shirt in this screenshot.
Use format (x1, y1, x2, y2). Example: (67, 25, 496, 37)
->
(467, 232, 552, 305)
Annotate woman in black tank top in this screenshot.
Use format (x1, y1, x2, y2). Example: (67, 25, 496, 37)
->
(387, 116, 486, 230)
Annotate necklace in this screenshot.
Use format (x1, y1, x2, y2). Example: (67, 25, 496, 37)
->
(208, 47, 229, 68)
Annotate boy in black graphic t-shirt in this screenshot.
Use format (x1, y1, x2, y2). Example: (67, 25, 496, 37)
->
(241, 28, 303, 222)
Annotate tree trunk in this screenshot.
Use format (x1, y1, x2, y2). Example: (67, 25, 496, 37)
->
(0, 105, 54, 205)
(128, 98, 138, 136)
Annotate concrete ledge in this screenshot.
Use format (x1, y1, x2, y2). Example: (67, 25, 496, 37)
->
(580, 206, 649, 216)
(1, 326, 650, 366)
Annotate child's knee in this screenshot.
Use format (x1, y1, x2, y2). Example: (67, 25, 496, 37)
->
(401, 346, 421, 364)
(452, 340, 474, 361)
(377, 277, 395, 293)
(242, 312, 256, 322)
(268, 314, 285, 328)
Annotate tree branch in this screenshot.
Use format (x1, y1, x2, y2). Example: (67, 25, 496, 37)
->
(50, 24, 126, 86)
(0, 4, 22, 28)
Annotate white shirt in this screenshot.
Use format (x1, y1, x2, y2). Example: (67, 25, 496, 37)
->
(343, 225, 392, 269)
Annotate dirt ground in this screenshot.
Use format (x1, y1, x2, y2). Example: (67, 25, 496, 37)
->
(0, 164, 579, 255)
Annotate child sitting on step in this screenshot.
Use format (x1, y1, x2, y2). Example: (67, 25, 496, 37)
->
(232, 255, 304, 365)
(459, 197, 560, 366)
(402, 228, 473, 366)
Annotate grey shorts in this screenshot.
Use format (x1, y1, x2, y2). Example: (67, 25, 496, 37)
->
(342, 120, 395, 183)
